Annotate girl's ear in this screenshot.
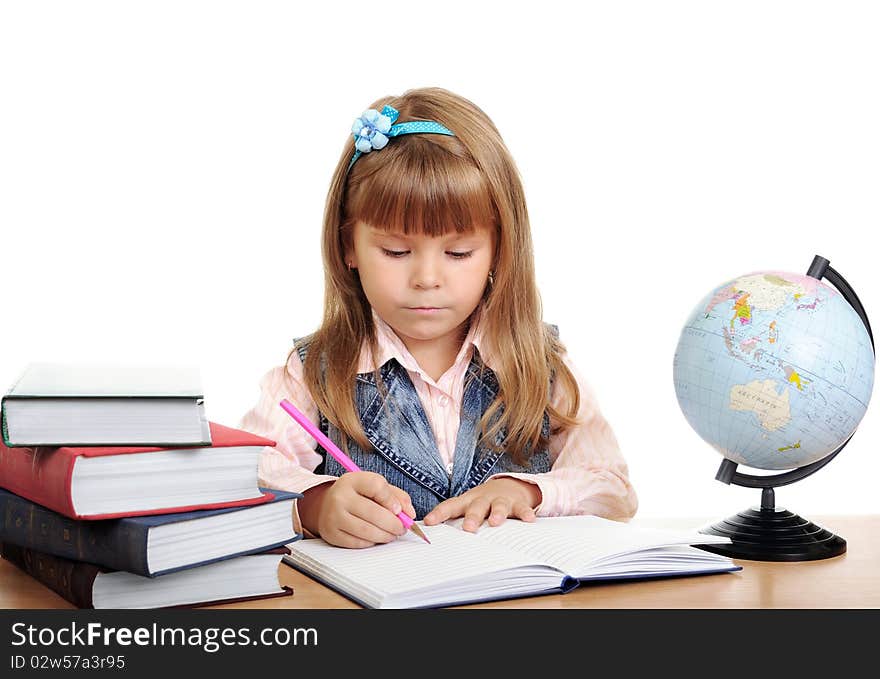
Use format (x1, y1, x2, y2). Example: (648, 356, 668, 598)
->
(343, 247, 357, 269)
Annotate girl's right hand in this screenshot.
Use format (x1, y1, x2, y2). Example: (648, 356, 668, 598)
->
(300, 471, 416, 549)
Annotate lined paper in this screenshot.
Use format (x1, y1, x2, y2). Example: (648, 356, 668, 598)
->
(283, 516, 736, 608)
(474, 516, 732, 576)
(285, 522, 565, 607)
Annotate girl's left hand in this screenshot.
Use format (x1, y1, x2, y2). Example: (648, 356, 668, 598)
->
(423, 478, 541, 532)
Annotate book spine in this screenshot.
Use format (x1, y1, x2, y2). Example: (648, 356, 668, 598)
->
(1, 399, 9, 446)
(168, 587, 293, 609)
(0, 492, 151, 576)
(80, 492, 272, 521)
(1, 543, 97, 608)
(0, 442, 77, 517)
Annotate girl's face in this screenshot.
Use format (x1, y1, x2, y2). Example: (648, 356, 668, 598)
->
(347, 220, 495, 350)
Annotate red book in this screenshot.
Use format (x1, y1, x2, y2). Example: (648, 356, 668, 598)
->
(0, 421, 276, 519)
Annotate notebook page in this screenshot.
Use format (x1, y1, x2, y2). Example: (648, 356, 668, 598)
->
(473, 516, 731, 577)
(285, 522, 566, 607)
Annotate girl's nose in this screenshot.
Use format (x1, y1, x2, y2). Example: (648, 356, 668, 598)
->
(412, 255, 442, 289)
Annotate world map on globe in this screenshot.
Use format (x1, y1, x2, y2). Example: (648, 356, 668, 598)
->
(673, 270, 874, 471)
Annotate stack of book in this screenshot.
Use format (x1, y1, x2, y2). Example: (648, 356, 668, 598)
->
(0, 362, 300, 609)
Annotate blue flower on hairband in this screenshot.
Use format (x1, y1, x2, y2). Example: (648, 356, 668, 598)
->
(346, 103, 454, 171)
(351, 108, 393, 153)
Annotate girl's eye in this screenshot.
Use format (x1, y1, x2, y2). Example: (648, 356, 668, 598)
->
(381, 249, 474, 260)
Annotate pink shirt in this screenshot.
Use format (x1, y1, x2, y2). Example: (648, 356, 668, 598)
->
(239, 307, 638, 532)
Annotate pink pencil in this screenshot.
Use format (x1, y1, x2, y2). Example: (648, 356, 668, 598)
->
(279, 399, 430, 544)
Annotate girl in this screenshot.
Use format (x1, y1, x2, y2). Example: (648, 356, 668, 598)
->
(240, 87, 637, 548)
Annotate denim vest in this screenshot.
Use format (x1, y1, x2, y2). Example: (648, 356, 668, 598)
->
(294, 324, 558, 519)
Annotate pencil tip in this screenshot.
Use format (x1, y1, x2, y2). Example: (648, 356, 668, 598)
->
(410, 523, 431, 544)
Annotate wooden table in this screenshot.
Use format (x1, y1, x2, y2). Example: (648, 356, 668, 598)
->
(2, 516, 877, 609)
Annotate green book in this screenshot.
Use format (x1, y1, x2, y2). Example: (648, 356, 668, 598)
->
(1, 362, 211, 447)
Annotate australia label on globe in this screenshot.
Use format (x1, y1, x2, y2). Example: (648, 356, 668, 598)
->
(673, 270, 874, 470)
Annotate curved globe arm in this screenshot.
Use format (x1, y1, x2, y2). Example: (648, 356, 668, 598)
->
(825, 265, 874, 350)
(717, 433, 854, 488)
(716, 255, 873, 489)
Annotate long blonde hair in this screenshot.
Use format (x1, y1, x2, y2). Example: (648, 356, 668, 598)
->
(293, 87, 581, 465)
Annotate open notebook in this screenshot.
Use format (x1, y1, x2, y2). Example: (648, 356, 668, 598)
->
(284, 515, 740, 609)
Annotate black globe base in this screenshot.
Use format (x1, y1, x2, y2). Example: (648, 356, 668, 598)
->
(697, 506, 846, 561)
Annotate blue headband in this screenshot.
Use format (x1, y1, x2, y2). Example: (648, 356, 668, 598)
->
(348, 104, 455, 171)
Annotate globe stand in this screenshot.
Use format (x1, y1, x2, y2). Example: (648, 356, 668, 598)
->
(697, 255, 874, 561)
(698, 471, 847, 561)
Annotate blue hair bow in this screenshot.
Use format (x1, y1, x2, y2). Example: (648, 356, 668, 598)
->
(349, 104, 455, 171)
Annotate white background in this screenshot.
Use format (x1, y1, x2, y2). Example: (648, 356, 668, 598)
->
(1, 1, 877, 521)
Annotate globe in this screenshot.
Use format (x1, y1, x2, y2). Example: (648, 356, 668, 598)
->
(674, 270, 874, 471)
(672, 256, 875, 561)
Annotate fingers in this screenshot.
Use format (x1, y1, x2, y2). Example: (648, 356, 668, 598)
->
(423, 496, 464, 526)
(462, 497, 492, 532)
(351, 472, 404, 517)
(470, 497, 535, 530)
(343, 509, 402, 545)
(319, 472, 412, 547)
(319, 495, 404, 547)
(424, 493, 538, 532)
(512, 501, 536, 523)
(347, 492, 407, 537)
(487, 497, 513, 527)
(318, 503, 402, 548)
(325, 528, 380, 550)
(322, 472, 541, 548)
(390, 487, 417, 519)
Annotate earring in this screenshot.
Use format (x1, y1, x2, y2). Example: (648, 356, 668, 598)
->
(488, 270, 495, 286)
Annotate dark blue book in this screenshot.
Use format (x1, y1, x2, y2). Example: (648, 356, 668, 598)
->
(0, 487, 301, 577)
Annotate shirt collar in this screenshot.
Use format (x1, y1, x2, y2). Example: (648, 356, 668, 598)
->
(357, 305, 494, 377)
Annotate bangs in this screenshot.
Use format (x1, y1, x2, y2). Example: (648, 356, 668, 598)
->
(345, 138, 498, 236)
